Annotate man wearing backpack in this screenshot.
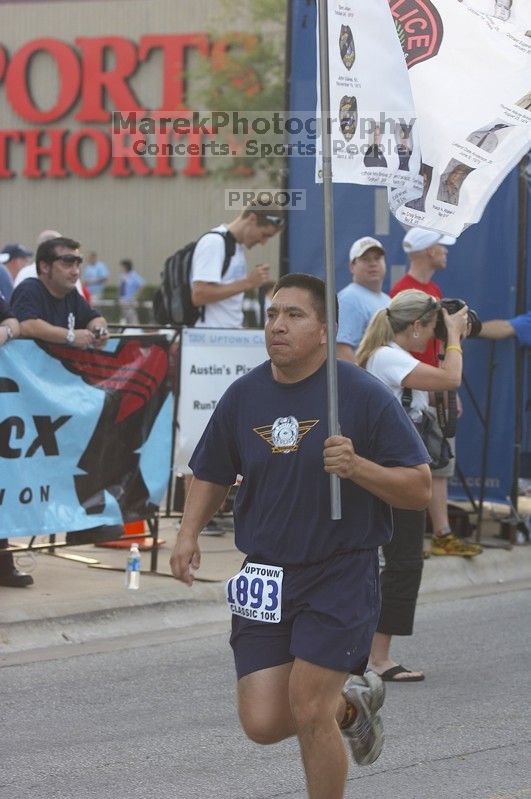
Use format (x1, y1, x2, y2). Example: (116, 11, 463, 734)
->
(191, 206, 284, 328)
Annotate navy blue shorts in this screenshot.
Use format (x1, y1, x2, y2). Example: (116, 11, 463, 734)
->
(230, 548, 380, 680)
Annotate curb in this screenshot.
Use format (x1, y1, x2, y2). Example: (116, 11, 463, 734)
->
(0, 593, 228, 657)
(418, 544, 531, 594)
(1, 545, 529, 657)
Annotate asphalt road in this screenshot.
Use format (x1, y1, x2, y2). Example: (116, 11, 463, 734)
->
(2, 586, 530, 799)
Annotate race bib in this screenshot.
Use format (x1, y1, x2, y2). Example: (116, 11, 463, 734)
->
(226, 561, 283, 624)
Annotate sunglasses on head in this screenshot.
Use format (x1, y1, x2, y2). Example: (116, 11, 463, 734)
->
(264, 215, 284, 226)
(52, 254, 83, 266)
(417, 295, 439, 320)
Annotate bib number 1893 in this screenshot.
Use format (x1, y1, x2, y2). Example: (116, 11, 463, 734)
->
(226, 562, 283, 623)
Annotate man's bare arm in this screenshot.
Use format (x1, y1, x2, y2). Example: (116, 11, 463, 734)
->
(323, 435, 431, 510)
(191, 265, 270, 306)
(478, 319, 515, 340)
(170, 477, 232, 585)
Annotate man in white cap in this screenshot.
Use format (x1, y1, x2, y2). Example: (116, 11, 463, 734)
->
(391, 227, 482, 558)
(336, 236, 391, 362)
(391, 228, 455, 364)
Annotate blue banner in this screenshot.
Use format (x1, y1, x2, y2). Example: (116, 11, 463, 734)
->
(0, 336, 172, 537)
(288, 0, 531, 502)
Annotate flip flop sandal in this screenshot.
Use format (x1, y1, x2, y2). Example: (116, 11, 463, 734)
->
(380, 664, 425, 682)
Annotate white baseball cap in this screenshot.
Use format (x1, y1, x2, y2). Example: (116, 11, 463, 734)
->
(349, 236, 385, 262)
(402, 227, 456, 253)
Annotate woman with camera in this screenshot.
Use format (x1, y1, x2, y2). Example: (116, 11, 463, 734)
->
(355, 289, 472, 682)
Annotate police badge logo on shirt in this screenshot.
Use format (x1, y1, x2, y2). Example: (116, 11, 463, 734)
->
(254, 416, 319, 454)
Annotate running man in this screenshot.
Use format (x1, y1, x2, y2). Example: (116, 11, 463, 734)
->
(170, 273, 431, 798)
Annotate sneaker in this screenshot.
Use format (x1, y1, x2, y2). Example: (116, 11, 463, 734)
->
(200, 519, 226, 537)
(430, 533, 482, 557)
(341, 672, 385, 766)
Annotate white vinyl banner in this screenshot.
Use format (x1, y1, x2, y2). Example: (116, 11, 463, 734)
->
(317, 0, 531, 237)
(175, 328, 267, 472)
(316, 0, 424, 205)
(390, 0, 531, 236)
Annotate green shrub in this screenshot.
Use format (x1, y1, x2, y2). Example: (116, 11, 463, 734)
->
(102, 284, 118, 300)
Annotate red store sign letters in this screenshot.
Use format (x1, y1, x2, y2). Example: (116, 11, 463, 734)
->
(0, 33, 252, 179)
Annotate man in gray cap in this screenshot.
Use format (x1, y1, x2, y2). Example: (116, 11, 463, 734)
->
(0, 243, 32, 300)
(336, 236, 391, 362)
(391, 227, 482, 558)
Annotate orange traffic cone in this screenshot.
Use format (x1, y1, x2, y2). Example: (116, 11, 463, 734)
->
(96, 520, 150, 549)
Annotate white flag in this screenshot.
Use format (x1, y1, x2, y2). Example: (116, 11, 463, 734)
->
(316, 0, 424, 206)
(316, 0, 531, 237)
(390, 0, 531, 235)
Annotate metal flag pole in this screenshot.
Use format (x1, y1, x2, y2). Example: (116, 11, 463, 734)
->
(317, 0, 341, 520)
(510, 152, 529, 512)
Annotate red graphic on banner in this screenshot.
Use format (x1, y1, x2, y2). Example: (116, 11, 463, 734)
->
(389, 0, 444, 68)
(43, 337, 171, 519)
(48, 340, 168, 422)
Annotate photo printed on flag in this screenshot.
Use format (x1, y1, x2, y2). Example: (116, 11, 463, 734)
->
(316, 0, 531, 238)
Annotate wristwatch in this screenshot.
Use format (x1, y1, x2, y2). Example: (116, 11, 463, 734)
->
(66, 329, 76, 344)
(0, 325, 13, 341)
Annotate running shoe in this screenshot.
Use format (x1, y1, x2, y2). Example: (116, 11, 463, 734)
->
(430, 533, 482, 557)
(341, 672, 385, 766)
(200, 519, 226, 537)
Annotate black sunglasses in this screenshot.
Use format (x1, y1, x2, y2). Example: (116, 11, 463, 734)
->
(416, 295, 439, 321)
(52, 254, 83, 266)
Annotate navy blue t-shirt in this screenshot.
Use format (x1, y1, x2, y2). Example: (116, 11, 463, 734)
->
(190, 359, 429, 565)
(11, 278, 99, 328)
(0, 295, 12, 322)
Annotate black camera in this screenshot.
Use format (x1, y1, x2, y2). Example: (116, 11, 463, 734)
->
(434, 298, 482, 341)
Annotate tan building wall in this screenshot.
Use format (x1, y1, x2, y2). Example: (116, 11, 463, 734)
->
(0, 0, 284, 288)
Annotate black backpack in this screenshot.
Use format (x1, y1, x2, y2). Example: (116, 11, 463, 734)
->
(153, 230, 236, 327)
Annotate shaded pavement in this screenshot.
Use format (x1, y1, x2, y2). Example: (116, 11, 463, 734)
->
(1, 504, 530, 657)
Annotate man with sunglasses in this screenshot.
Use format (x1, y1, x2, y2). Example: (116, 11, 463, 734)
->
(14, 230, 83, 297)
(10, 237, 122, 549)
(11, 237, 109, 349)
(191, 206, 284, 329)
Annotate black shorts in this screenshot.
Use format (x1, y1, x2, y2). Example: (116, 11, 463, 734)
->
(230, 548, 380, 680)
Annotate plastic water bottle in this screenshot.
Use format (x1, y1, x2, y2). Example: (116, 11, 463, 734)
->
(125, 543, 141, 590)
